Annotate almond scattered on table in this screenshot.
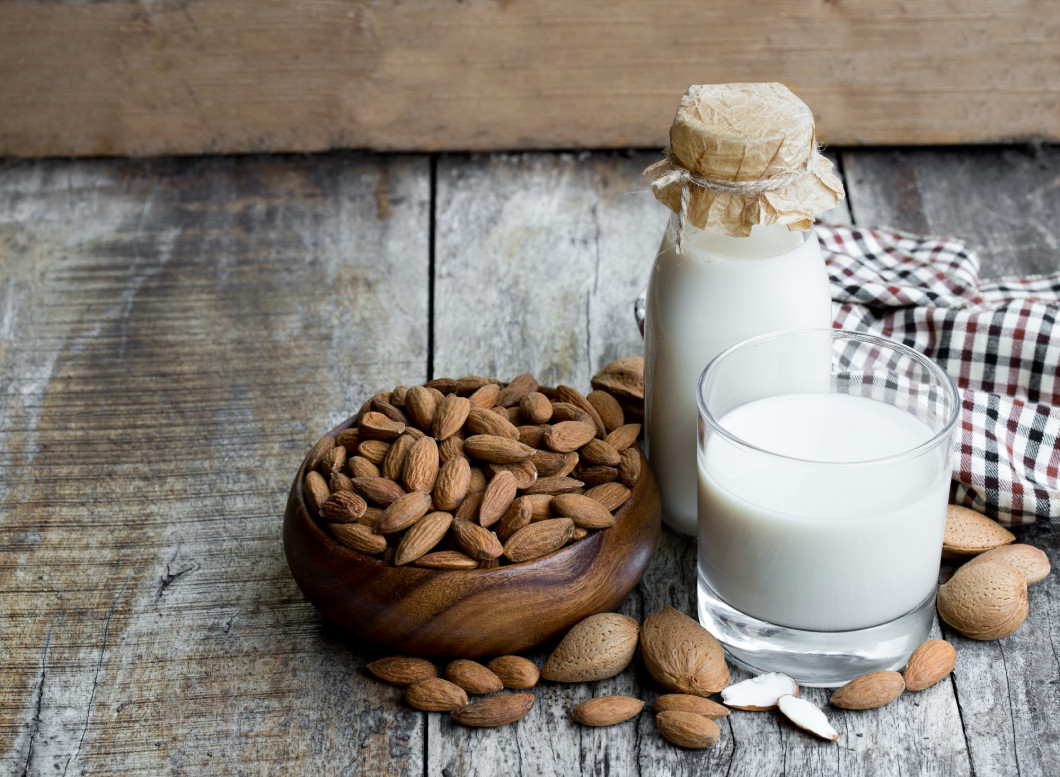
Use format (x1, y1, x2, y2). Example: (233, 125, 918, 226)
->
(903, 639, 957, 691)
(572, 695, 645, 727)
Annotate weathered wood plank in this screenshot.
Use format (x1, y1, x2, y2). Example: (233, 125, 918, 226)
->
(842, 146, 1060, 278)
(1, 1, 1057, 157)
(0, 155, 431, 774)
(430, 150, 971, 775)
(844, 145, 1060, 777)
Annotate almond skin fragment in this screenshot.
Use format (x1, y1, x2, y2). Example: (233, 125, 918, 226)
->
(541, 612, 639, 682)
(937, 561, 1029, 639)
(573, 696, 644, 727)
(655, 711, 721, 749)
(404, 677, 468, 712)
(487, 656, 540, 689)
(653, 694, 729, 719)
(903, 639, 957, 691)
(445, 660, 504, 695)
(942, 504, 1016, 558)
(829, 670, 906, 710)
(367, 656, 437, 686)
(963, 544, 1051, 584)
(641, 606, 730, 697)
(451, 693, 535, 727)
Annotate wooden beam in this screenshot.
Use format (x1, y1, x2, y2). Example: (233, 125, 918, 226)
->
(0, 0, 1057, 157)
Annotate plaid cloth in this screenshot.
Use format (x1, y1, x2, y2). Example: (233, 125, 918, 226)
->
(819, 224, 1060, 525)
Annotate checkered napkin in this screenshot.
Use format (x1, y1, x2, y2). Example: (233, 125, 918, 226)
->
(818, 224, 1060, 525)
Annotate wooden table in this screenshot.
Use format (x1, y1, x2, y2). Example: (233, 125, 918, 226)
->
(2, 146, 1058, 775)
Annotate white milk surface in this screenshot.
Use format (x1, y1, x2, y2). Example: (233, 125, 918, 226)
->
(643, 222, 832, 536)
(698, 392, 950, 631)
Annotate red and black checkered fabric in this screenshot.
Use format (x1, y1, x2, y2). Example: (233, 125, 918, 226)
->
(819, 224, 1060, 525)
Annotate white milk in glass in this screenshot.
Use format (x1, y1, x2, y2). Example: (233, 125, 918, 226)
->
(643, 219, 832, 536)
(697, 392, 951, 631)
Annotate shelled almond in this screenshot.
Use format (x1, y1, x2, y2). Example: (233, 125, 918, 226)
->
(301, 372, 644, 568)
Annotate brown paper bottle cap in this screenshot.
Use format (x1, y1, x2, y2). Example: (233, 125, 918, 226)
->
(645, 83, 845, 239)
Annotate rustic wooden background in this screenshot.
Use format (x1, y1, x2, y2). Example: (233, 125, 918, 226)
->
(1, 145, 1059, 774)
(1, 0, 1058, 157)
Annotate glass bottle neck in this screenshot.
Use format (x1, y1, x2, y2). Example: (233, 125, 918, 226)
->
(667, 213, 809, 261)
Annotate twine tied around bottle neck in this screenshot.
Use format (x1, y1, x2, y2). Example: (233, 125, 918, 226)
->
(651, 146, 817, 253)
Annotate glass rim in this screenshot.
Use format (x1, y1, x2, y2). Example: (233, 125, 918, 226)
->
(696, 328, 961, 467)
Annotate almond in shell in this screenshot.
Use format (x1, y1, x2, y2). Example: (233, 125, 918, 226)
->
(942, 504, 1016, 558)
(541, 612, 639, 682)
(936, 560, 1029, 639)
(963, 543, 1050, 584)
(641, 606, 730, 696)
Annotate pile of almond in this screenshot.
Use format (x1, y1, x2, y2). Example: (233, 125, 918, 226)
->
(301, 359, 646, 568)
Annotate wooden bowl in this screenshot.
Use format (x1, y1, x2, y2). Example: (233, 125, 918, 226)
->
(283, 414, 661, 658)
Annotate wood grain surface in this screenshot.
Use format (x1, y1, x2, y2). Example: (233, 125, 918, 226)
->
(1, 147, 1058, 775)
(1, 0, 1058, 157)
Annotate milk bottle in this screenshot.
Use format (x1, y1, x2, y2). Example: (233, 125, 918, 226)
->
(642, 83, 845, 535)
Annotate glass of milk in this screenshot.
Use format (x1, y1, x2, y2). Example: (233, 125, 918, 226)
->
(696, 329, 959, 686)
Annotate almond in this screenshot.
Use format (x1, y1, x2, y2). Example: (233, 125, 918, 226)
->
(551, 493, 616, 529)
(523, 493, 554, 520)
(346, 455, 380, 480)
(466, 407, 521, 439)
(777, 694, 838, 742)
(829, 670, 906, 710)
(370, 396, 409, 425)
(367, 656, 438, 686)
(556, 385, 607, 438)
(463, 434, 536, 464)
(587, 389, 625, 432)
(585, 482, 631, 512)
(550, 402, 595, 426)
(377, 491, 433, 534)
(403, 436, 440, 493)
(320, 490, 368, 523)
(579, 438, 622, 467)
(394, 511, 453, 565)
(578, 465, 618, 487)
(544, 421, 597, 453)
(656, 711, 720, 749)
(604, 423, 641, 452)
(541, 612, 639, 682)
(438, 433, 465, 465)
(451, 693, 535, 727)
(487, 656, 540, 689)
(357, 438, 391, 466)
(306, 435, 336, 471)
(433, 456, 471, 511)
(497, 496, 534, 541)
(433, 394, 471, 440)
(329, 523, 387, 555)
(617, 447, 641, 486)
(478, 470, 519, 528)
(532, 450, 577, 478)
(937, 560, 1029, 639)
(468, 382, 502, 409)
(519, 391, 553, 424)
(591, 357, 644, 421)
(336, 428, 359, 452)
(445, 660, 504, 695)
(404, 385, 439, 431)
(572, 695, 644, 726)
(329, 470, 354, 494)
(359, 506, 384, 530)
(497, 373, 539, 407)
(451, 517, 504, 560)
(390, 385, 409, 407)
(304, 470, 330, 515)
(456, 375, 490, 394)
(518, 424, 547, 449)
(570, 526, 589, 542)
(523, 475, 584, 496)
(382, 433, 416, 481)
(404, 677, 468, 712)
(942, 504, 1016, 558)
(319, 445, 347, 478)
(963, 543, 1050, 584)
(485, 458, 537, 490)
(351, 476, 407, 507)
(359, 410, 406, 440)
(413, 550, 480, 570)
(641, 606, 729, 696)
(454, 489, 483, 523)
(425, 377, 457, 394)
(503, 518, 574, 563)
(903, 639, 957, 691)
(653, 694, 729, 719)
(721, 673, 799, 711)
